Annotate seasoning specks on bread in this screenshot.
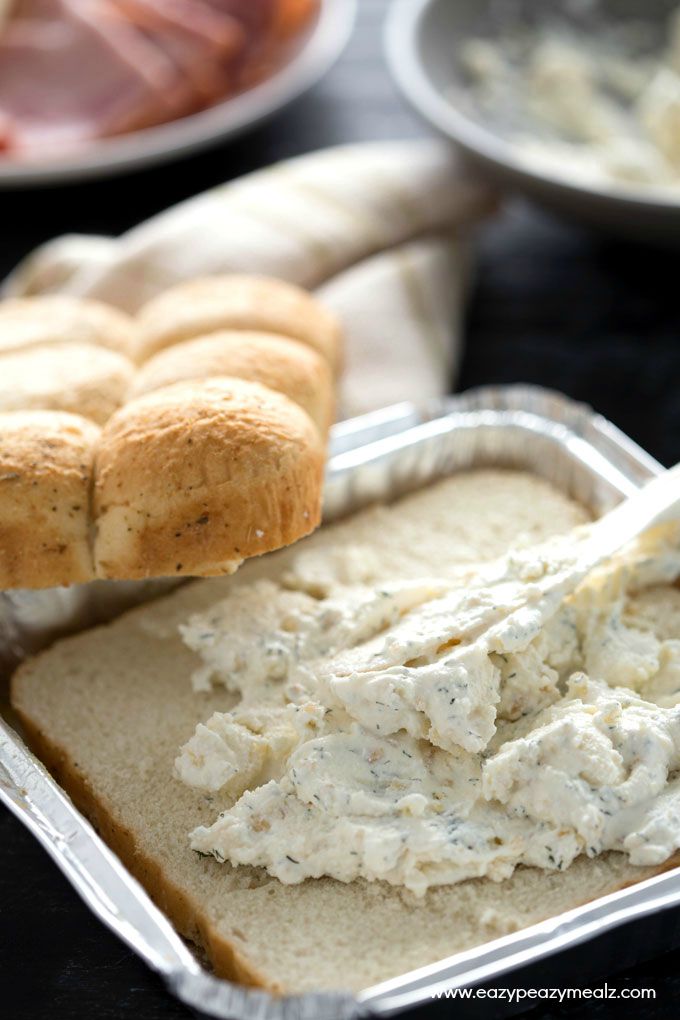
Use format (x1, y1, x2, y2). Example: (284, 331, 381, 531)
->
(0, 276, 340, 588)
(0, 343, 135, 425)
(0, 410, 99, 589)
(0, 295, 139, 360)
(136, 275, 342, 371)
(131, 331, 334, 432)
(94, 378, 324, 581)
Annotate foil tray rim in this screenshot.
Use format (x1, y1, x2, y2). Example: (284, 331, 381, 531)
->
(1, 383, 677, 1020)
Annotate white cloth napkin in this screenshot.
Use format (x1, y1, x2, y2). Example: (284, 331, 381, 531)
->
(4, 141, 496, 418)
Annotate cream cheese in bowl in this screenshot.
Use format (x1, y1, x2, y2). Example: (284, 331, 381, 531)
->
(461, 5, 680, 194)
(386, 0, 680, 239)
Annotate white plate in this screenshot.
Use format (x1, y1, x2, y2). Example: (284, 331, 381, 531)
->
(0, 0, 357, 187)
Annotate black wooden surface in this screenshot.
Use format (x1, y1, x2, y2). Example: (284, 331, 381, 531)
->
(2, 2, 680, 1017)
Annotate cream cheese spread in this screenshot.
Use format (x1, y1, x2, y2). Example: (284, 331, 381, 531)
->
(176, 527, 680, 895)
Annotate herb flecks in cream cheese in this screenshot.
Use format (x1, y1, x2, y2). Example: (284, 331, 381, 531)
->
(180, 577, 445, 699)
(176, 530, 680, 895)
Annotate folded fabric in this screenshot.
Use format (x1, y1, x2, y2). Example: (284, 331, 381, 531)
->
(4, 141, 496, 417)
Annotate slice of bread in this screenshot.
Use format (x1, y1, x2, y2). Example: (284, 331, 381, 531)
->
(13, 470, 676, 994)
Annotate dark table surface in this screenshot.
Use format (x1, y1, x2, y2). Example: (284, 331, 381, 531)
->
(2, 2, 680, 1018)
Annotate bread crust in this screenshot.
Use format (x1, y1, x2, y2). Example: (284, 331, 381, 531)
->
(136, 275, 342, 371)
(131, 331, 334, 433)
(0, 342, 135, 425)
(0, 295, 138, 361)
(0, 410, 99, 588)
(13, 705, 274, 991)
(10, 473, 680, 993)
(93, 378, 325, 581)
(0, 278, 338, 588)
(13, 693, 680, 995)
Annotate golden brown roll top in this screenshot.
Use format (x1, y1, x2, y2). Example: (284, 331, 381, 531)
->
(93, 379, 325, 580)
(0, 295, 139, 360)
(0, 343, 135, 425)
(0, 275, 341, 589)
(135, 275, 342, 371)
(0, 411, 99, 589)
(131, 331, 334, 433)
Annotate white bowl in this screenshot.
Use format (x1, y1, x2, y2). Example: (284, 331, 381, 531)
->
(0, 0, 357, 187)
(385, 0, 680, 242)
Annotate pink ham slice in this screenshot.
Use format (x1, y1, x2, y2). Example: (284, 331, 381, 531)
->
(111, 0, 246, 104)
(0, 0, 316, 156)
(73, 0, 197, 119)
(204, 0, 276, 41)
(0, 111, 13, 150)
(0, 0, 192, 152)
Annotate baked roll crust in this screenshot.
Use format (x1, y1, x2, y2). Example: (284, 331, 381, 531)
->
(0, 277, 339, 588)
(93, 378, 325, 581)
(0, 342, 135, 425)
(131, 331, 334, 433)
(0, 410, 99, 589)
(136, 275, 342, 370)
(0, 295, 139, 361)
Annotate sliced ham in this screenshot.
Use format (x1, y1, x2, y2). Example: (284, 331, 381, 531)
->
(203, 0, 292, 91)
(0, 0, 317, 156)
(0, 110, 13, 149)
(0, 0, 189, 150)
(112, 0, 246, 104)
(75, 0, 199, 116)
(205, 1, 316, 89)
(204, 0, 276, 41)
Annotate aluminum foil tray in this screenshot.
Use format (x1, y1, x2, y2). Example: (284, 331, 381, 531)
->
(1, 384, 678, 1019)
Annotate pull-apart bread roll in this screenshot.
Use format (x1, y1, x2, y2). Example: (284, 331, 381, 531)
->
(131, 331, 334, 433)
(93, 378, 325, 580)
(136, 275, 342, 371)
(0, 343, 135, 425)
(0, 295, 138, 360)
(0, 411, 98, 588)
(0, 277, 339, 588)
